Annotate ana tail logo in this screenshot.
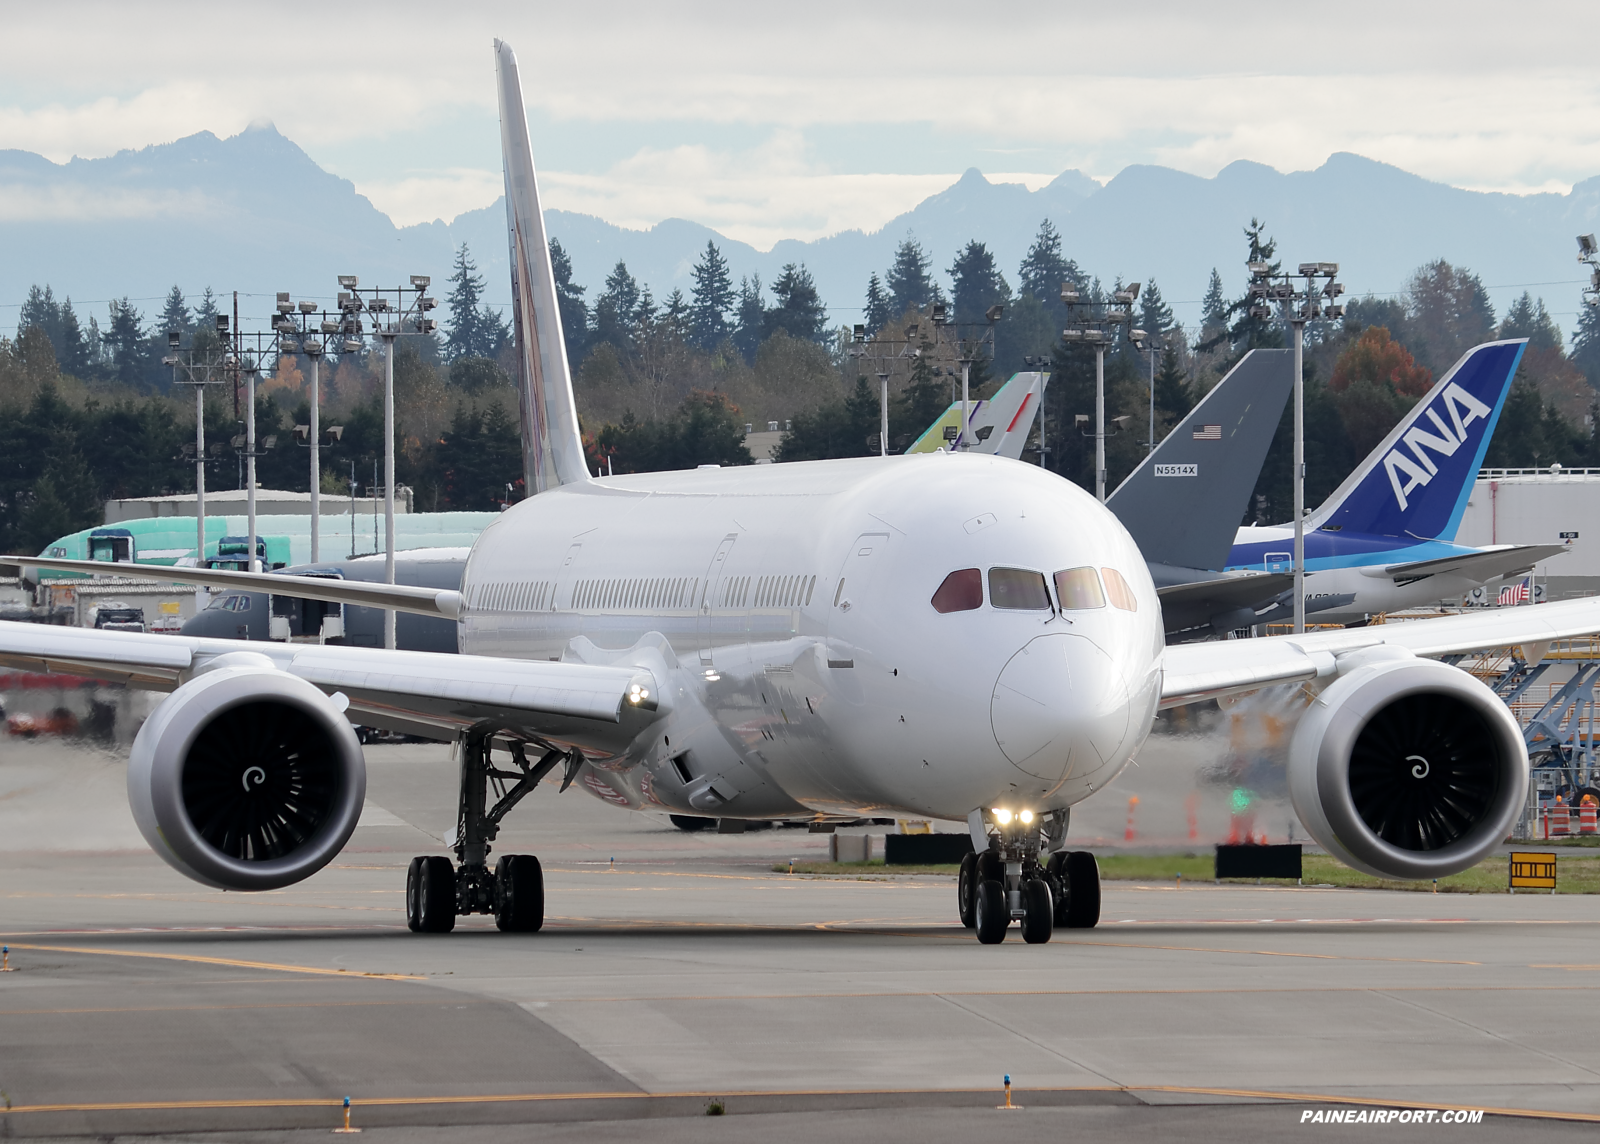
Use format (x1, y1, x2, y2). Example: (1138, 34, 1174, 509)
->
(1382, 382, 1492, 511)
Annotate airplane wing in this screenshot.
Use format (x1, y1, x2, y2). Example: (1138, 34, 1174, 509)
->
(0, 619, 661, 754)
(1155, 571, 1293, 637)
(1380, 543, 1568, 585)
(1, 556, 461, 619)
(1159, 596, 1600, 709)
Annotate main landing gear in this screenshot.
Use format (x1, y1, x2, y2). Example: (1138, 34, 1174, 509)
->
(958, 810, 1100, 944)
(404, 726, 577, 934)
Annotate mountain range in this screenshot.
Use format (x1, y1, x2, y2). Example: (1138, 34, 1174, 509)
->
(3, 124, 1599, 337)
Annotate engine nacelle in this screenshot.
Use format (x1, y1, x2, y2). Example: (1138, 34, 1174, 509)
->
(1289, 650, 1527, 880)
(129, 654, 366, 890)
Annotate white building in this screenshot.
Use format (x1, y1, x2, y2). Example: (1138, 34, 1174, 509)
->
(1457, 468, 1600, 599)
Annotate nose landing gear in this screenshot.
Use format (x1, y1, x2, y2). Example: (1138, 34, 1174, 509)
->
(960, 809, 1100, 943)
(404, 727, 573, 934)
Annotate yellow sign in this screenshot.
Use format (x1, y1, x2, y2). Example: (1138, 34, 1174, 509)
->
(1510, 852, 1556, 890)
(160, 602, 181, 614)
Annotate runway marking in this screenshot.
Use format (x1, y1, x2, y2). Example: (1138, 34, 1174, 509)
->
(0, 998, 483, 1016)
(0, 1084, 1592, 1124)
(1061, 939, 1481, 966)
(2, 943, 423, 981)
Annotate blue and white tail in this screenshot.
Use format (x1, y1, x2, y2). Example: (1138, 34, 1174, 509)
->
(1309, 339, 1526, 541)
(495, 39, 589, 494)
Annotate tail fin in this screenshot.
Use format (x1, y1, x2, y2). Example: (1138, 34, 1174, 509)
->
(495, 39, 589, 494)
(904, 372, 1047, 456)
(1309, 339, 1526, 540)
(1107, 349, 1293, 572)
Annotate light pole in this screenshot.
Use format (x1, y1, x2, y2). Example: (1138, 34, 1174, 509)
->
(1579, 234, 1599, 308)
(1246, 259, 1344, 634)
(275, 298, 350, 564)
(1140, 332, 1161, 452)
(930, 302, 1003, 451)
(338, 275, 439, 648)
(162, 315, 232, 567)
(1022, 355, 1052, 468)
(1061, 280, 1142, 501)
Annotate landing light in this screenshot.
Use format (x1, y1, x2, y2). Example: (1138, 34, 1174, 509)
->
(627, 684, 650, 705)
(992, 808, 1012, 826)
(1019, 809, 1035, 825)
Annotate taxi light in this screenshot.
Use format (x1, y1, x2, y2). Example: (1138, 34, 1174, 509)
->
(1019, 809, 1035, 825)
(627, 684, 650, 705)
(992, 808, 1012, 826)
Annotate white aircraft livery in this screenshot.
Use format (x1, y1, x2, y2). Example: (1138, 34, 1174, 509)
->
(5, 40, 1600, 944)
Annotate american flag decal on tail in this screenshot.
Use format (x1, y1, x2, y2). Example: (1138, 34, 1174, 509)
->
(1193, 424, 1222, 440)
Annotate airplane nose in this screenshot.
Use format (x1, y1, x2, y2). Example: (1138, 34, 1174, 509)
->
(990, 633, 1130, 784)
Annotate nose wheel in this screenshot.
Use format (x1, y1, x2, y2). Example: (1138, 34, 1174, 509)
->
(960, 810, 1099, 943)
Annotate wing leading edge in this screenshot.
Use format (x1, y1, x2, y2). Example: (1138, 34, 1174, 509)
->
(1159, 596, 1600, 709)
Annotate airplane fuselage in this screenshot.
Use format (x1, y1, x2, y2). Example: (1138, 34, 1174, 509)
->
(1228, 526, 1492, 620)
(458, 454, 1164, 822)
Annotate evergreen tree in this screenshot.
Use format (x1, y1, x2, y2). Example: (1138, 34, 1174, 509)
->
(1404, 260, 1496, 376)
(1153, 344, 1192, 424)
(1017, 219, 1079, 303)
(102, 298, 146, 386)
(1138, 279, 1176, 338)
(17, 285, 90, 377)
(688, 240, 735, 350)
(18, 285, 58, 345)
(1200, 269, 1228, 339)
(732, 274, 765, 361)
(885, 236, 934, 317)
(1209, 220, 1283, 356)
(593, 261, 642, 349)
(765, 263, 828, 343)
(55, 297, 88, 377)
(948, 241, 1011, 324)
(549, 238, 589, 369)
(1498, 292, 1563, 351)
(444, 245, 488, 363)
(157, 285, 190, 339)
(194, 287, 221, 330)
(863, 273, 890, 335)
(663, 289, 691, 342)
(1571, 301, 1600, 388)
(633, 285, 658, 333)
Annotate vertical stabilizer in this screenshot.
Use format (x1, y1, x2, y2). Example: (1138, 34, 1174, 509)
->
(1306, 339, 1525, 540)
(495, 39, 589, 494)
(1107, 349, 1293, 572)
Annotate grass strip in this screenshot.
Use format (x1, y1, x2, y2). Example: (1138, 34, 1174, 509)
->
(771, 853, 1600, 893)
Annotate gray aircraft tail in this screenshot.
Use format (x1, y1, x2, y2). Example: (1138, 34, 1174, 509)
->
(495, 39, 590, 495)
(1107, 349, 1293, 573)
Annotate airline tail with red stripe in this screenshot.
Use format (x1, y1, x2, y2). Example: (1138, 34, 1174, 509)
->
(904, 371, 1047, 456)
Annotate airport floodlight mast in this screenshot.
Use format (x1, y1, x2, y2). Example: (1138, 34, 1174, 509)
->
(1061, 280, 1142, 501)
(272, 293, 348, 564)
(162, 315, 235, 568)
(1247, 259, 1345, 635)
(846, 323, 923, 456)
(337, 275, 439, 648)
(930, 302, 1004, 452)
(1579, 234, 1600, 308)
(1022, 354, 1052, 468)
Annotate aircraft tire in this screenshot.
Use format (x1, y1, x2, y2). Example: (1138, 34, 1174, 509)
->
(419, 855, 457, 933)
(669, 815, 716, 832)
(957, 853, 979, 928)
(405, 856, 425, 932)
(975, 880, 1008, 945)
(495, 854, 545, 933)
(1021, 878, 1054, 944)
(1063, 851, 1100, 929)
(1046, 853, 1071, 927)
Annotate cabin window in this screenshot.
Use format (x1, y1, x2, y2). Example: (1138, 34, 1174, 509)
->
(930, 568, 983, 613)
(1101, 567, 1138, 612)
(988, 567, 1050, 611)
(1054, 567, 1106, 610)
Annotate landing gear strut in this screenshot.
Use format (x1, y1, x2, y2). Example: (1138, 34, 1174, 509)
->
(405, 726, 573, 934)
(961, 808, 1099, 944)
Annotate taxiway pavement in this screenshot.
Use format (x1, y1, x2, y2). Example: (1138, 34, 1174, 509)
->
(1, 738, 1597, 1141)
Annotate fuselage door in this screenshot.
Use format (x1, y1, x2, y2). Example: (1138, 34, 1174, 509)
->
(827, 532, 891, 648)
(697, 533, 738, 663)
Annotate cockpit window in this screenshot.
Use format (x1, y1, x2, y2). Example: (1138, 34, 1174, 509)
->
(206, 594, 250, 612)
(1054, 567, 1106, 610)
(988, 567, 1050, 611)
(931, 568, 983, 613)
(1101, 567, 1138, 611)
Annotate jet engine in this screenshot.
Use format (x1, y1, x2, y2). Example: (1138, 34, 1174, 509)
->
(1288, 649, 1527, 880)
(128, 653, 366, 890)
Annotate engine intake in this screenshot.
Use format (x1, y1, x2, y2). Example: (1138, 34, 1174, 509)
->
(129, 656, 366, 890)
(1288, 652, 1526, 881)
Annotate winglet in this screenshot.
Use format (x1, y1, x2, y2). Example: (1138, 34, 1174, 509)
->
(495, 39, 590, 494)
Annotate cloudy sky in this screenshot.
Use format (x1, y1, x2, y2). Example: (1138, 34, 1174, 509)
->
(4, 2, 1598, 248)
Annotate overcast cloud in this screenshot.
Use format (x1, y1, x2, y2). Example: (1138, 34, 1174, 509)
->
(3, 2, 1597, 245)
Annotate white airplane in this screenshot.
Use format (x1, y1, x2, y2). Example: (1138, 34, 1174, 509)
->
(4, 40, 1599, 945)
